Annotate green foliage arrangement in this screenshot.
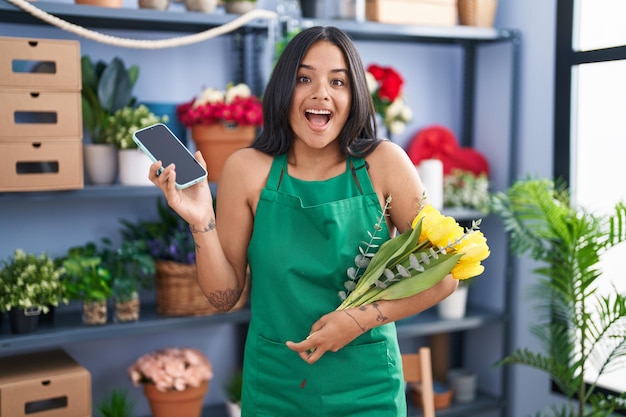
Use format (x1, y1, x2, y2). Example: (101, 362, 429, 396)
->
(119, 198, 196, 265)
(100, 238, 155, 302)
(104, 104, 168, 150)
(443, 169, 490, 213)
(96, 388, 135, 417)
(81, 56, 139, 145)
(60, 243, 113, 303)
(223, 370, 243, 404)
(490, 178, 626, 417)
(0, 249, 67, 313)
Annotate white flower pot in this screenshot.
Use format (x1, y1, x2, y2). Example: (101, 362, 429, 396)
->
(225, 401, 241, 417)
(224, 1, 255, 14)
(118, 149, 153, 186)
(447, 368, 477, 402)
(437, 284, 468, 319)
(84, 144, 118, 185)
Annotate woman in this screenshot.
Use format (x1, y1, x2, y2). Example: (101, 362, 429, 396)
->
(150, 26, 457, 417)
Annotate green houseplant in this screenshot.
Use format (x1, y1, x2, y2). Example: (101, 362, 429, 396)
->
(100, 238, 155, 323)
(96, 388, 135, 417)
(61, 243, 113, 325)
(81, 55, 139, 185)
(223, 369, 242, 417)
(81, 55, 139, 145)
(0, 249, 67, 333)
(490, 178, 626, 417)
(105, 104, 168, 186)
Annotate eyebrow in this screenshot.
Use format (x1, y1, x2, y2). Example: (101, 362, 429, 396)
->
(298, 63, 349, 75)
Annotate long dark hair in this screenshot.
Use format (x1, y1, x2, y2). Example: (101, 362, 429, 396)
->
(251, 26, 381, 157)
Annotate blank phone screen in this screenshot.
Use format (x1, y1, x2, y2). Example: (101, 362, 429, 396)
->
(134, 124, 207, 186)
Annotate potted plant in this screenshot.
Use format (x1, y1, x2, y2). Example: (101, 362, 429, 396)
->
(60, 243, 113, 325)
(119, 198, 210, 316)
(81, 55, 139, 185)
(223, 370, 242, 417)
(100, 238, 155, 323)
(223, 0, 256, 14)
(176, 82, 263, 182)
(103, 104, 168, 186)
(96, 388, 135, 417)
(0, 249, 67, 334)
(490, 178, 626, 416)
(128, 347, 213, 417)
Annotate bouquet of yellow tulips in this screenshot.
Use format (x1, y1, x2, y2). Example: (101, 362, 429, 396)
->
(337, 201, 490, 310)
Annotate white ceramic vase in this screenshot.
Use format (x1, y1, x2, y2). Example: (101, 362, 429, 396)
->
(118, 149, 153, 186)
(185, 0, 216, 12)
(437, 284, 468, 319)
(224, 1, 255, 14)
(447, 368, 477, 402)
(83, 144, 118, 185)
(225, 401, 241, 417)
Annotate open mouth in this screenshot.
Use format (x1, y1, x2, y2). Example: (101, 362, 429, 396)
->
(305, 108, 331, 126)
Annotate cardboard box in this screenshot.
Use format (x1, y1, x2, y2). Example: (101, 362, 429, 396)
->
(0, 140, 84, 191)
(0, 349, 91, 417)
(366, 0, 457, 26)
(0, 37, 81, 91)
(0, 90, 82, 139)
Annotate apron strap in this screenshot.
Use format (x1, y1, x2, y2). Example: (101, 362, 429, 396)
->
(349, 156, 376, 195)
(266, 153, 287, 191)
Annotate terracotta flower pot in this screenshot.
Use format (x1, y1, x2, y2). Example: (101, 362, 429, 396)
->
(191, 124, 256, 182)
(458, 0, 498, 27)
(143, 381, 209, 417)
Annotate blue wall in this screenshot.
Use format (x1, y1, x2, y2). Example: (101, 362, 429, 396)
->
(1, 0, 561, 415)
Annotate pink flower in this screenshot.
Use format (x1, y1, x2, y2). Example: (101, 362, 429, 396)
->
(128, 347, 213, 392)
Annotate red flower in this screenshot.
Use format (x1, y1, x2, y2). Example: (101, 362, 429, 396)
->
(367, 64, 404, 102)
(176, 84, 263, 128)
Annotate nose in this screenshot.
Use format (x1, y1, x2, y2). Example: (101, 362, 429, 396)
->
(311, 81, 330, 100)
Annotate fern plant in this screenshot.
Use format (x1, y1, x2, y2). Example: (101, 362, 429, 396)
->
(490, 178, 626, 417)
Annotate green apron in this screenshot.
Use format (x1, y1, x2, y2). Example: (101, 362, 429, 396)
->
(242, 154, 406, 417)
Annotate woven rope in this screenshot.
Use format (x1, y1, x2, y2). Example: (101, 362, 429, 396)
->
(6, 0, 278, 49)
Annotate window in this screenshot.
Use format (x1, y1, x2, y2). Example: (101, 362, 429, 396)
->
(554, 0, 626, 397)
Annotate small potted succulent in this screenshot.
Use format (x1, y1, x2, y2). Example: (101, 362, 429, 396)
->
(223, 370, 243, 417)
(60, 242, 113, 325)
(0, 249, 67, 334)
(96, 388, 135, 417)
(103, 104, 168, 186)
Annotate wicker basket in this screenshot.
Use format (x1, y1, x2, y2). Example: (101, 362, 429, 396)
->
(155, 260, 249, 316)
(457, 0, 498, 27)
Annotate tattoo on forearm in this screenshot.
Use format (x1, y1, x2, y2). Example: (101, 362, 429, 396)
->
(189, 218, 216, 234)
(345, 310, 368, 334)
(207, 287, 242, 312)
(371, 302, 389, 323)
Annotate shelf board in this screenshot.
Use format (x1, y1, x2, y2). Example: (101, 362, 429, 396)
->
(301, 17, 519, 44)
(407, 391, 502, 416)
(196, 390, 502, 417)
(0, 0, 272, 33)
(0, 304, 250, 356)
(396, 306, 504, 338)
(0, 183, 218, 201)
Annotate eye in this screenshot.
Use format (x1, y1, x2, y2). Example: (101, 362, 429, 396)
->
(297, 75, 311, 84)
(331, 78, 346, 87)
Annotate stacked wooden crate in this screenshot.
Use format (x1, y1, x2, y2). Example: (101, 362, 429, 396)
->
(0, 36, 83, 192)
(366, 0, 457, 26)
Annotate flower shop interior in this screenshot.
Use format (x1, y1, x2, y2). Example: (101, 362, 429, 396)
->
(2, 1, 625, 417)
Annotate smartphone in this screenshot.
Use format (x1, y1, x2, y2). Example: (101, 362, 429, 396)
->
(133, 123, 208, 189)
